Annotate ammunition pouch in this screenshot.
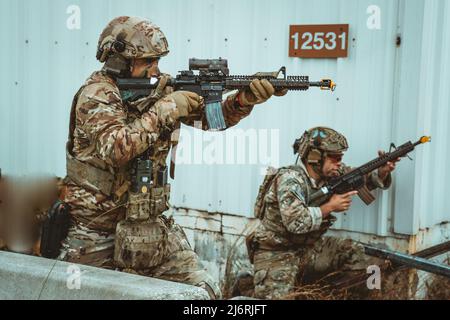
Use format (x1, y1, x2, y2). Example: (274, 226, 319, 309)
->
(114, 218, 168, 270)
(150, 184, 171, 217)
(126, 192, 151, 221)
(40, 200, 70, 259)
(126, 184, 171, 220)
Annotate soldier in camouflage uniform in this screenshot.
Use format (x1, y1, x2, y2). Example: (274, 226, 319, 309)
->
(59, 16, 285, 299)
(247, 127, 399, 299)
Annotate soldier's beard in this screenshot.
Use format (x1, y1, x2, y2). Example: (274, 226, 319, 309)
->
(323, 169, 339, 179)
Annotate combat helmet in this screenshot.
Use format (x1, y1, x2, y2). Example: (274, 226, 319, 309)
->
(96, 16, 169, 77)
(293, 126, 348, 175)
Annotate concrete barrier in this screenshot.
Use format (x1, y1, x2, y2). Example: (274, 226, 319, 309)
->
(0, 251, 209, 300)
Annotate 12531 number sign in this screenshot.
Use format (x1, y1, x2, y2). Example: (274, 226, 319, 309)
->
(289, 24, 349, 58)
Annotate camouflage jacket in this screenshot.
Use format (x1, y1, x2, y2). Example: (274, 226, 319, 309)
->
(253, 161, 391, 250)
(62, 70, 254, 232)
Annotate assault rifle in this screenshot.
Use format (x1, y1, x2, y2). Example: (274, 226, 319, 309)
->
(117, 58, 336, 130)
(309, 136, 431, 204)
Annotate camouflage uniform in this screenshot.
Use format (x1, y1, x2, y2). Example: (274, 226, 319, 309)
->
(60, 17, 255, 299)
(248, 127, 392, 299)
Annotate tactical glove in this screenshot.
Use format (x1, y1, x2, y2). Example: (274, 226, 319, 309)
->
(154, 91, 204, 126)
(238, 79, 287, 107)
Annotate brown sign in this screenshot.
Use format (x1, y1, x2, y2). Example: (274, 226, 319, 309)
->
(289, 24, 349, 58)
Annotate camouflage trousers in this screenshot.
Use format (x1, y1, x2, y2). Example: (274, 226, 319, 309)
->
(253, 236, 369, 299)
(61, 220, 221, 299)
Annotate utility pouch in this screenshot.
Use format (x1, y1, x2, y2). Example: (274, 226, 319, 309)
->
(114, 218, 168, 270)
(150, 184, 170, 217)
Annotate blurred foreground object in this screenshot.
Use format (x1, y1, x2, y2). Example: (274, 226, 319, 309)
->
(0, 173, 60, 254)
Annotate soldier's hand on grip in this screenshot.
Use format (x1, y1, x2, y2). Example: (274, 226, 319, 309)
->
(170, 91, 204, 116)
(330, 191, 358, 212)
(321, 191, 358, 217)
(154, 91, 204, 126)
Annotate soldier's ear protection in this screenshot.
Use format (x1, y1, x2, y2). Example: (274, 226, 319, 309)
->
(96, 40, 126, 61)
(293, 137, 302, 154)
(113, 40, 126, 53)
(294, 130, 310, 155)
(306, 128, 327, 165)
(96, 48, 103, 61)
(99, 38, 132, 77)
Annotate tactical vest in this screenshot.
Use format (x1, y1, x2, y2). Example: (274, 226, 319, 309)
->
(251, 165, 336, 251)
(66, 72, 130, 200)
(66, 71, 174, 270)
(66, 72, 172, 203)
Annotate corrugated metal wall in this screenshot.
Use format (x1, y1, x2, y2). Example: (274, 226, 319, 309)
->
(1, 0, 449, 237)
(391, 0, 450, 235)
(414, 0, 450, 232)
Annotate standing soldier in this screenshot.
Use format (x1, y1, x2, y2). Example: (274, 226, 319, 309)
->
(247, 126, 399, 299)
(59, 16, 285, 299)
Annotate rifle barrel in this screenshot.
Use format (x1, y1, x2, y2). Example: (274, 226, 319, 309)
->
(364, 244, 450, 278)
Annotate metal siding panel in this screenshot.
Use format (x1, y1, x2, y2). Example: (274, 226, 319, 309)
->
(414, 0, 450, 230)
(393, 0, 450, 234)
(391, 0, 423, 235)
